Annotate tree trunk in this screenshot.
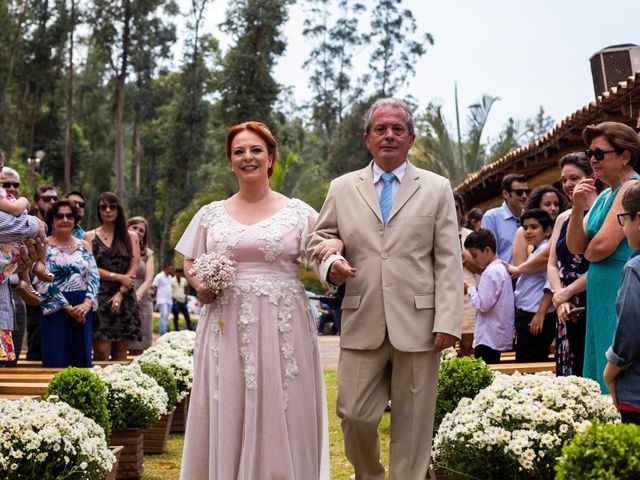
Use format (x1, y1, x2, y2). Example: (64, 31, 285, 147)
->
(132, 106, 141, 212)
(63, 0, 75, 193)
(0, 0, 29, 122)
(114, 0, 131, 203)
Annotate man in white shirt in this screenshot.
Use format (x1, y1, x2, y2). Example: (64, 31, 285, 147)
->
(171, 267, 192, 331)
(153, 265, 173, 335)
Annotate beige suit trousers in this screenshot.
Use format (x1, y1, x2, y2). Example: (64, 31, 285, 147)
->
(337, 335, 440, 480)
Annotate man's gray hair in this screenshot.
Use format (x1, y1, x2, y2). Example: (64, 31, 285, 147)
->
(364, 98, 416, 135)
(1, 167, 20, 181)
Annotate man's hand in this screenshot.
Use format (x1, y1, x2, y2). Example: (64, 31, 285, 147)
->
(328, 259, 356, 286)
(529, 313, 544, 335)
(433, 332, 457, 352)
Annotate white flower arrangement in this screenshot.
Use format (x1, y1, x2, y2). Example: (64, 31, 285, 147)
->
(189, 252, 236, 294)
(133, 343, 194, 401)
(432, 372, 620, 479)
(0, 397, 114, 479)
(156, 330, 197, 356)
(93, 364, 168, 430)
(440, 346, 458, 362)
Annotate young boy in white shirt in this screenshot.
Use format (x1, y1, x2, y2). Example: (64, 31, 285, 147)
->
(464, 229, 514, 364)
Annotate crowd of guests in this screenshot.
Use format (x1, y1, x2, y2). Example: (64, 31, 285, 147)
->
(457, 121, 640, 424)
(0, 159, 193, 369)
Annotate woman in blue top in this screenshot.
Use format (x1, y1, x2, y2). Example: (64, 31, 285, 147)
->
(566, 122, 640, 392)
(39, 199, 99, 367)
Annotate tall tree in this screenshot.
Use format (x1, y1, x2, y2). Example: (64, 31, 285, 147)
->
(410, 95, 499, 185)
(302, 0, 365, 157)
(217, 0, 292, 126)
(367, 0, 433, 96)
(63, 0, 77, 193)
(88, 0, 176, 202)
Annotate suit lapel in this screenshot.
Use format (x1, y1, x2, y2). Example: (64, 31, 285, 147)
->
(355, 162, 383, 223)
(388, 162, 421, 223)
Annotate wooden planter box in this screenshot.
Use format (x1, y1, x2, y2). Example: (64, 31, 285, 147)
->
(109, 428, 144, 479)
(104, 445, 124, 480)
(170, 395, 190, 433)
(144, 407, 176, 454)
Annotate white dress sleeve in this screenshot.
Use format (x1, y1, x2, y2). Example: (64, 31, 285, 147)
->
(175, 205, 209, 260)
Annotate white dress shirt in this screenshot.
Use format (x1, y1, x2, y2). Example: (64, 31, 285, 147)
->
(372, 161, 407, 202)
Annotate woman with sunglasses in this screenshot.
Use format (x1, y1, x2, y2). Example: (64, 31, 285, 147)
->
(85, 192, 141, 361)
(38, 199, 99, 367)
(566, 122, 640, 391)
(126, 216, 154, 355)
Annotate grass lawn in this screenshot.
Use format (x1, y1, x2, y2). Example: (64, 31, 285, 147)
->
(143, 370, 391, 479)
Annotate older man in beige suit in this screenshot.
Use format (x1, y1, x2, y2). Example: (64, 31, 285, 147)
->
(308, 98, 463, 480)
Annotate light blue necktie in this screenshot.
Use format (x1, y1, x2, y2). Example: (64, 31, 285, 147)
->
(379, 172, 396, 226)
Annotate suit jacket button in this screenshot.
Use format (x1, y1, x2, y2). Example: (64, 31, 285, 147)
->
(378, 224, 384, 231)
(381, 252, 388, 259)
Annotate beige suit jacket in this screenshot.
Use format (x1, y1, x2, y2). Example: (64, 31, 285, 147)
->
(307, 161, 463, 352)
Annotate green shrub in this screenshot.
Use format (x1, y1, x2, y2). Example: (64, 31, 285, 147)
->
(434, 356, 494, 433)
(139, 362, 179, 410)
(46, 367, 111, 438)
(556, 422, 640, 480)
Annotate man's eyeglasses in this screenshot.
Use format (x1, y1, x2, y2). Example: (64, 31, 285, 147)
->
(585, 148, 616, 161)
(617, 211, 638, 226)
(99, 203, 118, 211)
(54, 213, 75, 220)
(72, 201, 85, 209)
(42, 195, 58, 203)
(1, 182, 19, 189)
(509, 188, 531, 197)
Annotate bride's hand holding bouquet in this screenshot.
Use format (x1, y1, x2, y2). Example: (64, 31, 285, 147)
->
(188, 252, 236, 304)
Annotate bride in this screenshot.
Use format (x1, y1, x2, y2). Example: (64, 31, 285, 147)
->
(176, 121, 331, 479)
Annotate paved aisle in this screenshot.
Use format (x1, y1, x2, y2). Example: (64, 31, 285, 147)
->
(318, 335, 340, 369)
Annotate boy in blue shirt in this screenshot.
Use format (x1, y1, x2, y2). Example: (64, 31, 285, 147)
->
(513, 209, 555, 363)
(604, 182, 640, 424)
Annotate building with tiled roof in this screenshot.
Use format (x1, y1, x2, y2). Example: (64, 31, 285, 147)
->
(455, 72, 640, 211)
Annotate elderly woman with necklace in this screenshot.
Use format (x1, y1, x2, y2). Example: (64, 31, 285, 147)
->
(38, 199, 99, 367)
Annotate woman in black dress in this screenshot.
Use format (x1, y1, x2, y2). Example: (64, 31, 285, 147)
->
(84, 192, 140, 360)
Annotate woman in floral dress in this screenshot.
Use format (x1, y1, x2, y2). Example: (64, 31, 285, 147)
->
(176, 122, 329, 479)
(39, 200, 99, 367)
(547, 153, 596, 376)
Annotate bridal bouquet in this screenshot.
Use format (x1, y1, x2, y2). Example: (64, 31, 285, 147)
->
(189, 252, 236, 295)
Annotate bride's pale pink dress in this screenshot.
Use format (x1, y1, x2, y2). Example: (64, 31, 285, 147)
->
(176, 198, 329, 480)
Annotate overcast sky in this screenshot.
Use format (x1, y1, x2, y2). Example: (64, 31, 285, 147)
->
(181, 0, 640, 139)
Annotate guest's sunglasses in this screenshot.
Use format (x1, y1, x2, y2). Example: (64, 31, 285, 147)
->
(54, 213, 74, 220)
(509, 188, 530, 197)
(1, 182, 19, 189)
(99, 203, 118, 211)
(72, 201, 85, 208)
(585, 148, 616, 161)
(617, 211, 638, 226)
(42, 195, 58, 202)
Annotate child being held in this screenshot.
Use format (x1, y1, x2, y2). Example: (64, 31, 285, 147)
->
(513, 209, 555, 363)
(0, 153, 53, 308)
(603, 181, 640, 424)
(464, 228, 514, 364)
